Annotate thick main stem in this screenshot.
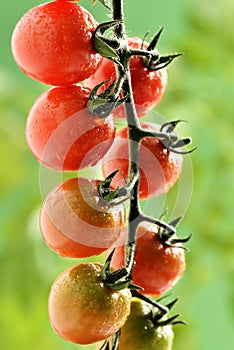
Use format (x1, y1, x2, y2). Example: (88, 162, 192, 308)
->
(112, 0, 125, 37)
(112, 0, 141, 274)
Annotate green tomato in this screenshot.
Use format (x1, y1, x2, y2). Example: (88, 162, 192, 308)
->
(118, 298, 174, 350)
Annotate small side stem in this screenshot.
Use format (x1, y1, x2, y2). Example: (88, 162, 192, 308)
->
(130, 48, 155, 57)
(112, 330, 121, 350)
(131, 290, 169, 316)
(139, 213, 176, 235)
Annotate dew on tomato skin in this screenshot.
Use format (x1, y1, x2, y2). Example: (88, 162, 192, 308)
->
(155, 332, 163, 341)
(50, 99, 60, 109)
(55, 151, 64, 161)
(68, 129, 78, 138)
(34, 16, 42, 25)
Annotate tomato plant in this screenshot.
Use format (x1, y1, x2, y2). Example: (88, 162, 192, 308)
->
(110, 223, 186, 296)
(118, 297, 174, 350)
(26, 84, 116, 171)
(40, 177, 126, 258)
(102, 122, 183, 199)
(48, 263, 131, 344)
(11, 0, 194, 348)
(11, 1, 102, 86)
(85, 37, 167, 118)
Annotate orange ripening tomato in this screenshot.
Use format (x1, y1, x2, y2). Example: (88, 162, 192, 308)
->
(11, 1, 102, 86)
(26, 85, 116, 171)
(48, 263, 132, 344)
(40, 177, 126, 258)
(110, 223, 186, 297)
(102, 122, 183, 199)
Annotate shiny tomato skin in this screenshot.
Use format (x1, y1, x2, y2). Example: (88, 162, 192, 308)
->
(118, 297, 174, 350)
(11, 1, 102, 86)
(102, 122, 182, 199)
(26, 85, 116, 171)
(48, 263, 132, 344)
(110, 223, 186, 297)
(40, 177, 126, 258)
(85, 37, 167, 118)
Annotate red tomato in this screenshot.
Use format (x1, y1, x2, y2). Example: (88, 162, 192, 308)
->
(102, 122, 182, 199)
(26, 85, 116, 171)
(11, 1, 102, 86)
(48, 263, 131, 344)
(110, 223, 186, 296)
(40, 177, 126, 258)
(85, 37, 167, 118)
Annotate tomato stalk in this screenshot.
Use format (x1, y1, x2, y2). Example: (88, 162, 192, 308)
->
(91, 1, 193, 347)
(94, 0, 192, 286)
(109, 0, 185, 280)
(110, 0, 141, 276)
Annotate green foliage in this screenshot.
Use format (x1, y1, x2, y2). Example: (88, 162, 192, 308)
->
(0, 0, 233, 350)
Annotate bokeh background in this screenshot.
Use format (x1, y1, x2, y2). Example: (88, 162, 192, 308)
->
(0, 0, 233, 349)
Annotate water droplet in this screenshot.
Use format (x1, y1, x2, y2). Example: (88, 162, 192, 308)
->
(56, 151, 63, 161)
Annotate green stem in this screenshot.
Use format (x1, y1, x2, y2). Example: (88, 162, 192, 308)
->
(132, 290, 169, 316)
(112, 0, 125, 37)
(112, 0, 142, 273)
(112, 330, 121, 349)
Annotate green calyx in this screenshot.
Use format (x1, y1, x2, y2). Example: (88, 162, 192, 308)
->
(157, 216, 192, 250)
(159, 119, 196, 154)
(87, 79, 128, 118)
(131, 291, 187, 328)
(142, 27, 183, 70)
(101, 250, 143, 291)
(97, 170, 139, 205)
(93, 20, 124, 66)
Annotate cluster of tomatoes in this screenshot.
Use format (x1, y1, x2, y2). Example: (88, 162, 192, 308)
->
(11, 0, 188, 349)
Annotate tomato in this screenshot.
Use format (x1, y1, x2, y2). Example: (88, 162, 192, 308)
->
(11, 1, 102, 86)
(26, 85, 116, 171)
(40, 177, 126, 258)
(102, 122, 182, 199)
(48, 263, 132, 344)
(118, 297, 174, 350)
(85, 37, 167, 118)
(110, 223, 186, 296)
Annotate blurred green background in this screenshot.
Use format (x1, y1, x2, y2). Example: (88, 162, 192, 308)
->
(0, 0, 233, 349)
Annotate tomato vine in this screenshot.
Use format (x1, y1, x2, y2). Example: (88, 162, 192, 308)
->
(92, 0, 194, 346)
(93, 0, 192, 286)
(11, 0, 194, 349)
